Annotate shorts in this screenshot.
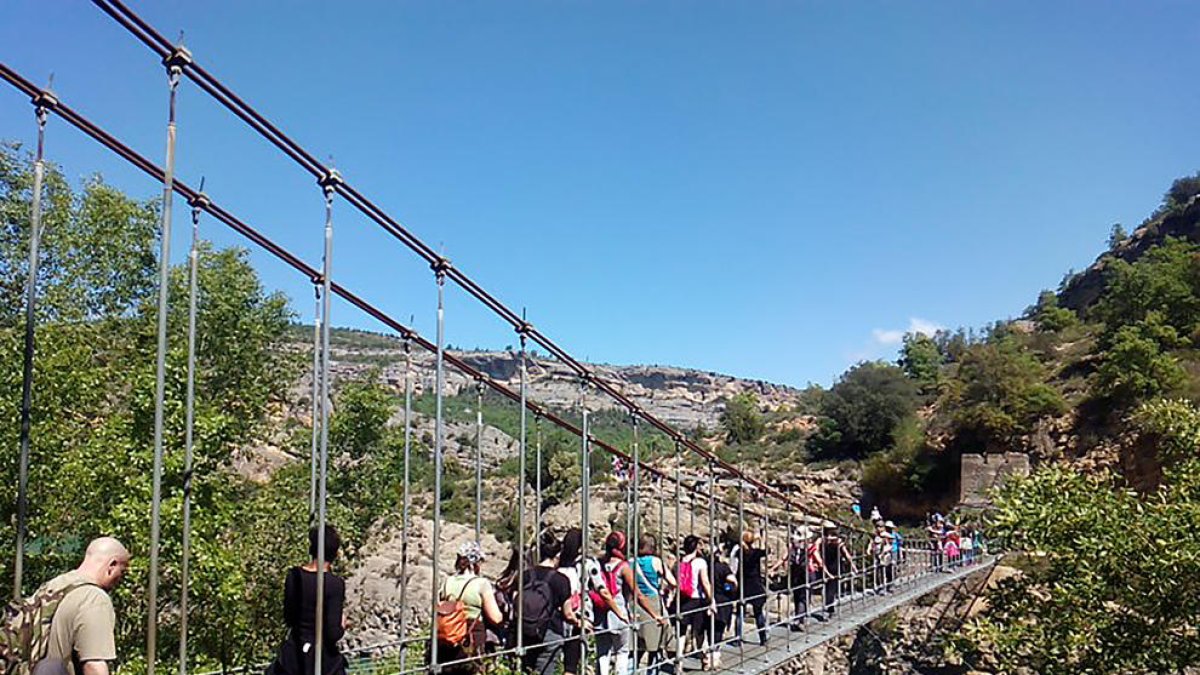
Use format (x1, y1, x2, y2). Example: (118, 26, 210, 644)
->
(562, 633, 581, 674)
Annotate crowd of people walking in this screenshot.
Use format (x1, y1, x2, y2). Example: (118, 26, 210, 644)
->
(409, 508, 984, 675)
(7, 507, 986, 675)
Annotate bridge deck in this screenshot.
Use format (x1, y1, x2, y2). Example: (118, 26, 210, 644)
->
(686, 557, 997, 674)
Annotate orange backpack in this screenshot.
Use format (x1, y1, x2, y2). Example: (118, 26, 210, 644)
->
(436, 577, 481, 648)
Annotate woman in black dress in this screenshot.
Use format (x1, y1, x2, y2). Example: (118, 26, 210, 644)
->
(710, 543, 738, 669)
(273, 525, 347, 675)
(738, 531, 770, 646)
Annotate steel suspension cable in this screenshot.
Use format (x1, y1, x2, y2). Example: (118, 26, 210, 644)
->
(397, 336, 413, 675)
(147, 46, 190, 675)
(13, 89, 53, 602)
(578, 377, 591, 672)
(309, 285, 322, 519)
(86, 0, 858, 530)
(475, 379, 484, 542)
(430, 260, 447, 671)
(313, 170, 340, 675)
(179, 184, 209, 675)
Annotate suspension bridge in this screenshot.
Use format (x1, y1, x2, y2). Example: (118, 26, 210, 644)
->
(3, 2, 997, 673)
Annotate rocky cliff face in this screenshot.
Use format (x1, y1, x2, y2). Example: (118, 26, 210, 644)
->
(327, 339, 802, 429)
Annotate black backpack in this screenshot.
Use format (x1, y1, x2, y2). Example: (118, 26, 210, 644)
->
(520, 570, 556, 643)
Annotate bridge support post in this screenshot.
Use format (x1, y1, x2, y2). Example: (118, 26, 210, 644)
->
(429, 255, 449, 673)
(398, 336, 412, 675)
(313, 167, 340, 675)
(178, 184, 209, 675)
(147, 46, 190, 675)
(13, 90, 54, 603)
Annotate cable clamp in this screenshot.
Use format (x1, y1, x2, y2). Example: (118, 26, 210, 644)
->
(31, 89, 59, 113)
(188, 191, 211, 211)
(163, 45, 194, 70)
(430, 256, 452, 276)
(515, 321, 533, 336)
(318, 168, 344, 190)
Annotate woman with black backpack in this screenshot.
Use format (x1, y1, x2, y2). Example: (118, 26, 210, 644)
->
(519, 533, 574, 675)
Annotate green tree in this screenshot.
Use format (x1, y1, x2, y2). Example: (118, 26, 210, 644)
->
(1107, 223, 1129, 250)
(955, 399, 1200, 673)
(898, 332, 942, 394)
(1162, 172, 1200, 213)
(0, 143, 158, 325)
(719, 392, 765, 444)
(1030, 290, 1077, 332)
(1093, 312, 1186, 403)
(809, 362, 919, 459)
(0, 144, 317, 672)
(330, 374, 394, 460)
(940, 337, 1065, 451)
(1094, 237, 1200, 335)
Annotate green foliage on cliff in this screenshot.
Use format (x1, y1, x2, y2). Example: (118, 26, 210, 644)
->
(719, 391, 766, 444)
(809, 361, 919, 460)
(954, 399, 1200, 673)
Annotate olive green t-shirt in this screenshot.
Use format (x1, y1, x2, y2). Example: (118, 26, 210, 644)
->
(441, 573, 491, 621)
(43, 572, 117, 675)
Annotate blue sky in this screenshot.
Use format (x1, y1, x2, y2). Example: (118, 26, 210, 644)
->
(2, 1, 1198, 388)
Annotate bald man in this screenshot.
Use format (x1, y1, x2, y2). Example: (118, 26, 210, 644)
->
(40, 537, 130, 675)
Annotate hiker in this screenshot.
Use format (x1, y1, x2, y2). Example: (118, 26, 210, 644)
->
(433, 541, 504, 674)
(23, 536, 130, 675)
(973, 527, 986, 557)
(961, 526, 975, 565)
(271, 526, 347, 675)
(927, 517, 946, 572)
(886, 521, 902, 582)
(632, 534, 677, 675)
(674, 535, 715, 664)
(869, 522, 894, 594)
(556, 528, 587, 675)
(734, 531, 769, 647)
(589, 532, 666, 675)
(708, 543, 738, 669)
(777, 528, 814, 628)
(492, 543, 524, 649)
(819, 522, 855, 617)
(944, 524, 962, 569)
(519, 533, 575, 675)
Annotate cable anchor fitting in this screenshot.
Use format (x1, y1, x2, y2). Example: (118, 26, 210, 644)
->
(318, 167, 343, 189)
(30, 90, 58, 118)
(163, 45, 194, 71)
(431, 256, 452, 281)
(187, 191, 211, 213)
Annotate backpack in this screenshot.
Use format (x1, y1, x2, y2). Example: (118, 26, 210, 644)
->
(436, 577, 481, 648)
(1, 580, 96, 675)
(677, 558, 696, 599)
(806, 544, 821, 575)
(520, 570, 556, 643)
(587, 559, 626, 610)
